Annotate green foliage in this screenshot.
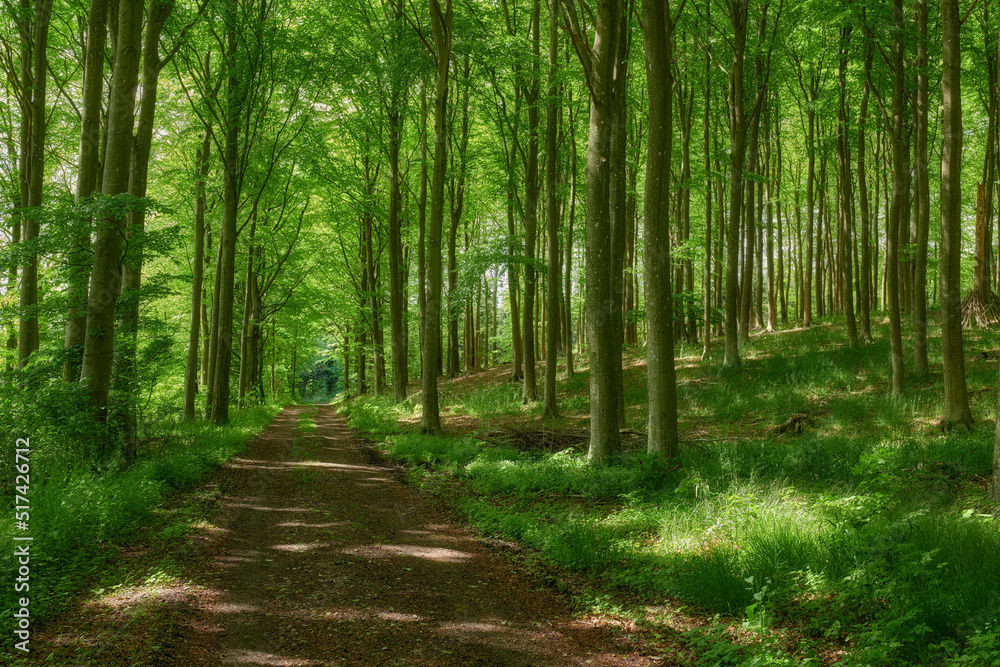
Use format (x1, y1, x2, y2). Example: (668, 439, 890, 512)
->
(339, 394, 414, 435)
(0, 404, 279, 648)
(354, 321, 1000, 666)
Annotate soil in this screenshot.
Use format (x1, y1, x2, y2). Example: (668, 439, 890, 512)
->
(28, 405, 669, 666)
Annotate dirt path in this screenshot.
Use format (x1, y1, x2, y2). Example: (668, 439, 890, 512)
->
(33, 405, 661, 666)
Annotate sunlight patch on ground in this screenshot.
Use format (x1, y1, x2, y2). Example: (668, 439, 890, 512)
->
(201, 601, 263, 614)
(271, 542, 327, 552)
(376, 610, 423, 622)
(275, 520, 347, 529)
(437, 620, 507, 634)
(381, 544, 472, 562)
(222, 648, 322, 665)
(226, 503, 318, 513)
(87, 582, 187, 611)
(339, 543, 472, 562)
(281, 460, 370, 470)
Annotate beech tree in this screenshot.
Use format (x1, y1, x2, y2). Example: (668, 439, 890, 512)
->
(422, 0, 452, 435)
(561, 0, 623, 462)
(939, 0, 972, 429)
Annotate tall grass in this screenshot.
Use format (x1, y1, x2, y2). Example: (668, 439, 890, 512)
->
(357, 321, 1000, 665)
(0, 404, 280, 648)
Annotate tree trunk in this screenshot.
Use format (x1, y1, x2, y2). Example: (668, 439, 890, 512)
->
(723, 0, 748, 368)
(912, 0, 929, 377)
(857, 34, 873, 343)
(542, 0, 560, 418)
(387, 69, 408, 402)
(418, 81, 428, 381)
(183, 130, 211, 421)
(836, 24, 858, 347)
(642, 0, 678, 459)
(940, 0, 972, 428)
(210, 0, 240, 424)
(81, 0, 141, 416)
(561, 0, 622, 461)
(702, 10, 713, 357)
(564, 85, 576, 379)
(64, 0, 108, 382)
(18, 0, 53, 369)
(887, 0, 907, 396)
(803, 79, 818, 327)
(521, 0, 541, 401)
(422, 0, 451, 435)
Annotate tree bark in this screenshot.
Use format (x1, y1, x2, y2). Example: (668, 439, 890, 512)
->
(184, 130, 211, 421)
(857, 32, 873, 343)
(561, 0, 621, 462)
(64, 0, 108, 382)
(542, 0, 560, 418)
(81, 0, 141, 416)
(939, 0, 972, 428)
(387, 0, 408, 403)
(210, 0, 240, 424)
(422, 0, 451, 434)
(522, 0, 541, 401)
(723, 0, 748, 368)
(886, 0, 907, 396)
(913, 0, 929, 378)
(418, 81, 428, 380)
(642, 0, 678, 459)
(836, 24, 858, 347)
(564, 84, 576, 379)
(18, 0, 53, 370)
(702, 9, 712, 357)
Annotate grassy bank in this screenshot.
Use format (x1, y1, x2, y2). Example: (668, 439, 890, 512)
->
(0, 404, 282, 656)
(340, 322, 1000, 666)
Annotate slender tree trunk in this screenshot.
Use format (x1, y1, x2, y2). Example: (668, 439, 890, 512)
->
(803, 84, 817, 327)
(422, 0, 452, 434)
(418, 81, 428, 381)
(387, 67, 408, 402)
(642, 0, 679, 459)
(18, 0, 53, 370)
(542, 0, 560, 418)
(447, 56, 470, 379)
(609, 5, 632, 423)
(564, 86, 576, 379)
(64, 0, 108, 382)
(765, 101, 776, 332)
(561, 0, 622, 461)
(521, 0, 541, 401)
(114, 0, 173, 454)
(702, 9, 713, 357)
(81, 0, 141, 416)
(887, 0, 907, 396)
(836, 24, 858, 347)
(238, 218, 258, 407)
(183, 131, 211, 421)
(940, 0, 972, 428)
(858, 34, 873, 343)
(912, 0, 929, 377)
(723, 0, 748, 368)
(210, 0, 240, 424)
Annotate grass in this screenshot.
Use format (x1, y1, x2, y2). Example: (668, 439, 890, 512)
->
(0, 403, 281, 657)
(340, 319, 1000, 666)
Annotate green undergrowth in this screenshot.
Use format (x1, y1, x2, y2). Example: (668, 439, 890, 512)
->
(341, 322, 1000, 666)
(0, 403, 281, 654)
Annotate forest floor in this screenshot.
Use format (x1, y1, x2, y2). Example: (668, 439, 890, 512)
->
(19, 404, 672, 666)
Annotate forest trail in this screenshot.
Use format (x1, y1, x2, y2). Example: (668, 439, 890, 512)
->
(34, 405, 661, 666)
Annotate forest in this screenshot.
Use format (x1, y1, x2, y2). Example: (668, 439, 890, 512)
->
(3, 0, 1000, 664)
